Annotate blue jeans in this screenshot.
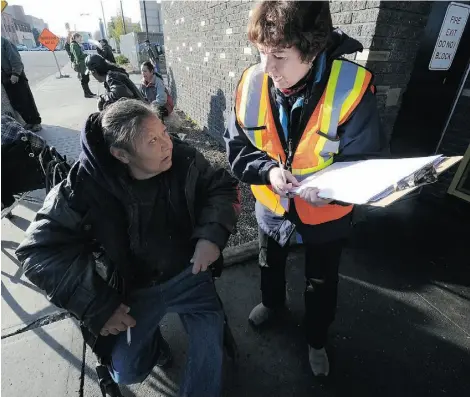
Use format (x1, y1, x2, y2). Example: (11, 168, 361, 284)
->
(109, 266, 224, 397)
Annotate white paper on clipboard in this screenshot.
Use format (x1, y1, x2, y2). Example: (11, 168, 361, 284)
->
(290, 156, 443, 205)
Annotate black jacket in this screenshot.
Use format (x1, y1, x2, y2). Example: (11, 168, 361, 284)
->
(101, 71, 145, 109)
(16, 113, 240, 356)
(97, 44, 116, 64)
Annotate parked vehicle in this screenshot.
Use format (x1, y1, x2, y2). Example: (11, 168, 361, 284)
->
(30, 45, 48, 51)
(16, 44, 28, 51)
(82, 42, 96, 51)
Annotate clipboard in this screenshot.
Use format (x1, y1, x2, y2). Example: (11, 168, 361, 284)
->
(289, 155, 463, 207)
(369, 156, 463, 207)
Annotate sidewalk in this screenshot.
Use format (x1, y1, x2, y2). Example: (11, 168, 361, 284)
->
(2, 65, 469, 397)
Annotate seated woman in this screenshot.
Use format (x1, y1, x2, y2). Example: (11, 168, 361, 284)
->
(85, 54, 144, 110)
(140, 61, 173, 120)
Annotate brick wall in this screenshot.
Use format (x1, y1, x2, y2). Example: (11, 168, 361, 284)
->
(330, 1, 432, 140)
(162, 1, 433, 142)
(162, 0, 257, 142)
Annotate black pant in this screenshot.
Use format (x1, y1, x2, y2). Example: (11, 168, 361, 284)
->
(259, 227, 345, 349)
(3, 72, 41, 125)
(80, 73, 91, 93)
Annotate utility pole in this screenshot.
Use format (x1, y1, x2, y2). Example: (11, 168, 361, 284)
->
(100, 0, 108, 38)
(143, 0, 149, 40)
(120, 0, 127, 34)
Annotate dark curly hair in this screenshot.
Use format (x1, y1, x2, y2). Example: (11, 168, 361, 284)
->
(248, 1, 333, 62)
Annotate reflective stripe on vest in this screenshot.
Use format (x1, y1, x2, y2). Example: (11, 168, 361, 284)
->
(235, 60, 372, 225)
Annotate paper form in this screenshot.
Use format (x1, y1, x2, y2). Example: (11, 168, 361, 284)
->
(290, 155, 443, 204)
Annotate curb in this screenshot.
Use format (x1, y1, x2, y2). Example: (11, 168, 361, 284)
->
(222, 236, 303, 268)
(223, 239, 259, 267)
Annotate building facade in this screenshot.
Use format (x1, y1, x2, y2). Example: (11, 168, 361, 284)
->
(1, 12, 18, 44)
(4, 4, 27, 23)
(26, 15, 48, 33)
(140, 0, 163, 33)
(162, 0, 470, 212)
(13, 18, 35, 48)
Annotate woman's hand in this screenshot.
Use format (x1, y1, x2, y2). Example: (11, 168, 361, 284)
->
(268, 167, 300, 197)
(299, 187, 332, 207)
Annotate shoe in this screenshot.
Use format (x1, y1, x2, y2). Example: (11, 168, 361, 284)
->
(308, 346, 330, 377)
(85, 93, 96, 98)
(29, 124, 42, 132)
(248, 302, 283, 327)
(156, 335, 172, 368)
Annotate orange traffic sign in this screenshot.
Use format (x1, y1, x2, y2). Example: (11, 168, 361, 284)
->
(38, 28, 60, 51)
(1, 1, 8, 12)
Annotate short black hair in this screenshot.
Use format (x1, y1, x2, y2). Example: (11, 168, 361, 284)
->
(141, 61, 154, 73)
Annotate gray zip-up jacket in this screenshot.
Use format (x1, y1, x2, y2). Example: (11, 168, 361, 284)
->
(140, 74, 167, 107)
(1, 37, 24, 77)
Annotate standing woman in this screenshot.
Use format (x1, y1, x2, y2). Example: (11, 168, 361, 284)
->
(224, 0, 388, 377)
(70, 33, 96, 98)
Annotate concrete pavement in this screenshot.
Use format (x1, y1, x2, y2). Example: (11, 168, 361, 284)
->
(2, 319, 84, 397)
(2, 62, 469, 397)
(21, 51, 72, 86)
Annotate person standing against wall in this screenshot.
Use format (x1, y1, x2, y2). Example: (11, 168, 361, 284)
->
(225, 1, 389, 377)
(97, 39, 116, 64)
(70, 33, 96, 98)
(1, 37, 42, 132)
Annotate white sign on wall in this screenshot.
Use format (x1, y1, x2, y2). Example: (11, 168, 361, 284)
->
(429, 2, 470, 71)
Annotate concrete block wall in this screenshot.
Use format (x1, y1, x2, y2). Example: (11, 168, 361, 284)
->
(162, 0, 257, 142)
(329, 0, 432, 140)
(162, 1, 433, 142)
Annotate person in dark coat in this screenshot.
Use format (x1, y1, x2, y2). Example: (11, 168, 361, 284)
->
(85, 54, 144, 111)
(70, 33, 96, 98)
(16, 99, 240, 396)
(1, 37, 42, 132)
(224, 0, 389, 378)
(97, 39, 116, 64)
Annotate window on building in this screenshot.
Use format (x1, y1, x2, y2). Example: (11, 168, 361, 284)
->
(448, 144, 470, 203)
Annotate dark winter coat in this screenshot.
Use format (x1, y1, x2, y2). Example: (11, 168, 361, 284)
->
(16, 112, 240, 357)
(100, 71, 145, 109)
(97, 44, 116, 64)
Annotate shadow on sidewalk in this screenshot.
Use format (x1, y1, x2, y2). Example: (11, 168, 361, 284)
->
(216, 252, 469, 397)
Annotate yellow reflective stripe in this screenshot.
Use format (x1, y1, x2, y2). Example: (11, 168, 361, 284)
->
(254, 75, 268, 148)
(258, 75, 268, 126)
(251, 185, 286, 215)
(320, 61, 341, 133)
(339, 66, 366, 121)
(291, 157, 334, 176)
(239, 66, 255, 125)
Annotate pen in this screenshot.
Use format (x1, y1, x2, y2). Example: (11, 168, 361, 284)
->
(127, 327, 131, 346)
(277, 154, 287, 185)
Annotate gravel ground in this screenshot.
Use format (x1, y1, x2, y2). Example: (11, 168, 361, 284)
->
(166, 110, 258, 247)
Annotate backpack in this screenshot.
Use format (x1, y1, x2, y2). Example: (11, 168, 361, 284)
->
(164, 87, 174, 115)
(65, 43, 75, 63)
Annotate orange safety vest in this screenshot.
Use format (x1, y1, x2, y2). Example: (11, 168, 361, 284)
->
(234, 60, 372, 225)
